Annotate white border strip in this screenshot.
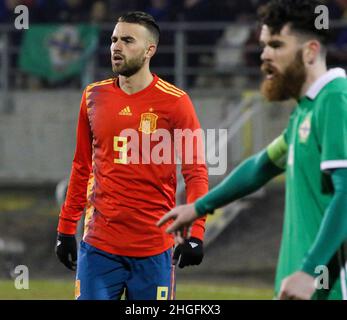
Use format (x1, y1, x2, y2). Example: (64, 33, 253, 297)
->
(321, 160, 347, 171)
(338, 250, 347, 300)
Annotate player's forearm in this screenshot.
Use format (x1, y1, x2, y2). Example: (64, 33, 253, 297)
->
(182, 162, 209, 201)
(182, 164, 209, 240)
(301, 168, 347, 276)
(194, 149, 283, 216)
(58, 91, 92, 235)
(58, 163, 91, 234)
(174, 93, 210, 239)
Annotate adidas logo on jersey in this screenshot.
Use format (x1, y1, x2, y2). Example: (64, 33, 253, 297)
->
(119, 106, 132, 116)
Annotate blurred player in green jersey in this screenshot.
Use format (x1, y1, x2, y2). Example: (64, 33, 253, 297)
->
(158, 0, 347, 300)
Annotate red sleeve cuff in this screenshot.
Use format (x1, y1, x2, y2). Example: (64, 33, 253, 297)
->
(190, 216, 206, 241)
(57, 217, 77, 235)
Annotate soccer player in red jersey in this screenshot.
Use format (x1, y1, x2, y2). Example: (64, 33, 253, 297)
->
(55, 11, 208, 300)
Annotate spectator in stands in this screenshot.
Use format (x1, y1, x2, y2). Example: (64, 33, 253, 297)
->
(34, 0, 92, 23)
(0, 0, 14, 23)
(89, 1, 114, 81)
(60, 0, 92, 23)
(145, 0, 171, 22)
(0, 0, 38, 88)
(0, 0, 38, 22)
(108, 0, 146, 15)
(168, 0, 225, 86)
(327, 0, 347, 67)
(90, 0, 108, 25)
(328, 0, 347, 19)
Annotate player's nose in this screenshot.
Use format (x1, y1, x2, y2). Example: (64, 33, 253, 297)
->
(260, 46, 272, 61)
(111, 41, 123, 52)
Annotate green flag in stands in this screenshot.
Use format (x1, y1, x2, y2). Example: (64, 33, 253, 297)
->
(19, 24, 98, 83)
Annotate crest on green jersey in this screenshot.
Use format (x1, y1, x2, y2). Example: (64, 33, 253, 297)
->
(299, 112, 312, 143)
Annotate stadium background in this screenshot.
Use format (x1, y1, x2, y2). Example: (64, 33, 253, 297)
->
(0, 0, 345, 299)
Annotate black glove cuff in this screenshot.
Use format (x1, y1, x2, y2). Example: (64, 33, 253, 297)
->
(188, 237, 203, 245)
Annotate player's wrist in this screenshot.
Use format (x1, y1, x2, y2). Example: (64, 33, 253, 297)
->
(189, 222, 204, 241)
(188, 237, 203, 245)
(300, 259, 318, 277)
(57, 232, 75, 238)
(194, 198, 214, 217)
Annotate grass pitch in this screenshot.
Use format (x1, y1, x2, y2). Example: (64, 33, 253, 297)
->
(0, 279, 273, 300)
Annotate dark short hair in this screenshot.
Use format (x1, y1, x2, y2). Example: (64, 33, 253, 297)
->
(117, 11, 160, 44)
(258, 0, 329, 45)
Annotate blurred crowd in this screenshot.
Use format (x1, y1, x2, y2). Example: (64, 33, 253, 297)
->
(0, 0, 268, 24)
(0, 0, 346, 89)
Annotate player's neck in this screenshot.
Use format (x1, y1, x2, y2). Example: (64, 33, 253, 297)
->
(300, 62, 327, 99)
(118, 67, 153, 95)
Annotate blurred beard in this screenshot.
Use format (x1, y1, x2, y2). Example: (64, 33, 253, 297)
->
(112, 53, 146, 77)
(260, 50, 307, 101)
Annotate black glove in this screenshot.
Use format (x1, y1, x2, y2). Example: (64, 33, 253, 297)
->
(55, 233, 77, 271)
(173, 237, 204, 268)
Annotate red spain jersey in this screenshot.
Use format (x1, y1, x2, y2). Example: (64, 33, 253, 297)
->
(58, 74, 208, 257)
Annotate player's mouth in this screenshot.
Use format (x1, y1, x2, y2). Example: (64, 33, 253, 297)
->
(261, 64, 278, 80)
(113, 54, 124, 64)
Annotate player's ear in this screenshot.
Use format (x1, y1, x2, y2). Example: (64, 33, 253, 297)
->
(146, 43, 157, 59)
(303, 40, 320, 65)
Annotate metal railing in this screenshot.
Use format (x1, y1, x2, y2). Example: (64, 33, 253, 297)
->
(0, 22, 259, 91)
(0, 20, 346, 93)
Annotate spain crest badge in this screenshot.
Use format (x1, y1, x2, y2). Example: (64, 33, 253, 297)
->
(139, 112, 158, 134)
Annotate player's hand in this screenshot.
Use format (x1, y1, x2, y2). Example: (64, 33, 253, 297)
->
(157, 203, 199, 244)
(278, 271, 315, 300)
(55, 233, 77, 271)
(173, 237, 203, 268)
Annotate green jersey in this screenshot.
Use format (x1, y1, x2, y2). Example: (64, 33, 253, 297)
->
(267, 68, 347, 299)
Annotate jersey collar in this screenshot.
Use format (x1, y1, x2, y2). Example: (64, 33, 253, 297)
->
(113, 73, 159, 98)
(305, 68, 346, 100)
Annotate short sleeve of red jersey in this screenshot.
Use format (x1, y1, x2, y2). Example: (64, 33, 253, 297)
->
(57, 89, 93, 235)
(171, 94, 209, 241)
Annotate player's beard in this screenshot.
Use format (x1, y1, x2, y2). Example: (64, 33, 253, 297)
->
(260, 49, 307, 101)
(112, 51, 146, 77)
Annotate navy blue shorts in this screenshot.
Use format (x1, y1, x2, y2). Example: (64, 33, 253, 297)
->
(75, 241, 176, 300)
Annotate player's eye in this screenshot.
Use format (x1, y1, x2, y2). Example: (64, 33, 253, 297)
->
(270, 42, 283, 49)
